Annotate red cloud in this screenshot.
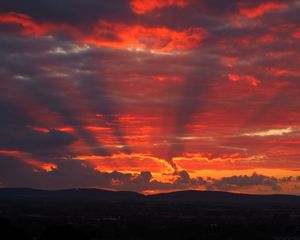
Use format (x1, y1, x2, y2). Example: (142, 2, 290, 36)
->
(238, 2, 288, 19)
(0, 12, 79, 36)
(0, 150, 57, 172)
(293, 28, 300, 39)
(0, 12, 208, 52)
(130, 0, 190, 14)
(228, 74, 261, 87)
(84, 20, 208, 52)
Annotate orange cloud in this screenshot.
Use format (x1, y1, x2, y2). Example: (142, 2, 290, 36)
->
(0, 150, 57, 172)
(239, 2, 288, 19)
(130, 0, 190, 14)
(74, 153, 173, 173)
(173, 153, 267, 171)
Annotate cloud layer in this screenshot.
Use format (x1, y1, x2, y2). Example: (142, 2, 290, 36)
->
(0, 0, 300, 193)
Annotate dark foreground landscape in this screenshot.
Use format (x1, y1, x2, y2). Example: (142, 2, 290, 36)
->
(0, 188, 299, 240)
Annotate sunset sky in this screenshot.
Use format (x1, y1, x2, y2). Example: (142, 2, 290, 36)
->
(1, 0, 300, 194)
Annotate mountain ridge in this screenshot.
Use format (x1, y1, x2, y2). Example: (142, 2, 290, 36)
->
(0, 188, 299, 205)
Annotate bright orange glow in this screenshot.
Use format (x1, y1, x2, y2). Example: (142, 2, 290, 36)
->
(130, 0, 190, 14)
(173, 153, 267, 171)
(74, 153, 174, 173)
(56, 127, 75, 132)
(27, 160, 58, 172)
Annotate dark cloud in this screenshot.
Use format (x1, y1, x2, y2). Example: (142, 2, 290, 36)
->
(0, 155, 294, 192)
(0, 128, 77, 153)
(0, 155, 205, 191)
(0, 33, 131, 156)
(0, 0, 134, 25)
(207, 173, 283, 191)
(0, 102, 77, 155)
(0, 155, 38, 187)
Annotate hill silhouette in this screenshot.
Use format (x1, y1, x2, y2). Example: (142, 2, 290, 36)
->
(0, 188, 299, 205)
(0, 188, 300, 240)
(0, 188, 144, 202)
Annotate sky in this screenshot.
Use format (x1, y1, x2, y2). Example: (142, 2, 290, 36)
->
(0, 0, 300, 194)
